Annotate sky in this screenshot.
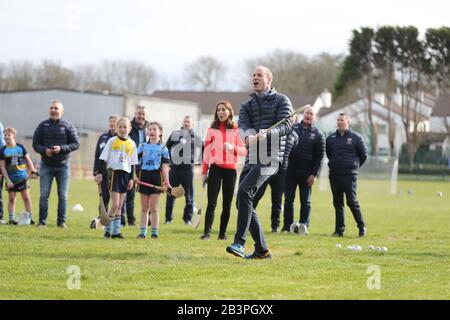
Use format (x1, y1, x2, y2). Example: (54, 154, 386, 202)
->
(0, 0, 449, 89)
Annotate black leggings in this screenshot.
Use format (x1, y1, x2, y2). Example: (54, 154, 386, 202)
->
(203, 165, 237, 236)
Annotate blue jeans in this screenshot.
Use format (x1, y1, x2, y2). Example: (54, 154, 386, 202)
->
(39, 161, 70, 225)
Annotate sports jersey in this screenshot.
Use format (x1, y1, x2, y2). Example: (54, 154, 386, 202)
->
(99, 136, 138, 173)
(138, 142, 170, 171)
(0, 143, 28, 183)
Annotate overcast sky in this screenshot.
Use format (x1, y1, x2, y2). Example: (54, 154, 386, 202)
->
(1, 0, 448, 88)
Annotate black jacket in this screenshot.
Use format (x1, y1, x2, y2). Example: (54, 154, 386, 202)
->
(129, 118, 150, 148)
(238, 89, 293, 168)
(326, 129, 368, 175)
(166, 128, 202, 168)
(93, 130, 114, 176)
(283, 121, 325, 176)
(32, 118, 80, 167)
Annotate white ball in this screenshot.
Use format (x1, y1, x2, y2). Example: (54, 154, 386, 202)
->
(347, 246, 354, 250)
(437, 192, 443, 197)
(354, 245, 362, 251)
(381, 247, 388, 252)
(336, 244, 342, 248)
(368, 245, 375, 250)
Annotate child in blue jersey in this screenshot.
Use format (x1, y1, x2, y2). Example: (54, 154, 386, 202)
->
(0, 128, 39, 225)
(136, 122, 171, 239)
(95, 118, 139, 239)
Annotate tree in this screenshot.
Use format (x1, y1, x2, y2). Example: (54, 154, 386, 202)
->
(243, 50, 342, 96)
(426, 27, 450, 94)
(374, 26, 398, 155)
(395, 26, 431, 170)
(35, 60, 76, 90)
(0, 61, 36, 91)
(184, 56, 226, 91)
(334, 27, 379, 155)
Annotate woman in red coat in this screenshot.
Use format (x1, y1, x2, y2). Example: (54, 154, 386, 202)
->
(201, 101, 246, 240)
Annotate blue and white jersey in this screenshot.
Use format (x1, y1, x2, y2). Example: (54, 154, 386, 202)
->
(138, 142, 170, 171)
(0, 143, 28, 183)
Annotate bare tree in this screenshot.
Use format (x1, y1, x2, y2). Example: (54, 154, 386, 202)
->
(185, 56, 227, 91)
(35, 60, 76, 89)
(1, 60, 36, 91)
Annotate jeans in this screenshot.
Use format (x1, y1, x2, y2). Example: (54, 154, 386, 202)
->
(283, 171, 312, 229)
(39, 161, 70, 225)
(253, 172, 285, 230)
(234, 164, 271, 252)
(329, 174, 365, 232)
(165, 166, 194, 222)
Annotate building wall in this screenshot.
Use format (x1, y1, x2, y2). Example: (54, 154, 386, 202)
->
(430, 116, 450, 133)
(0, 90, 124, 137)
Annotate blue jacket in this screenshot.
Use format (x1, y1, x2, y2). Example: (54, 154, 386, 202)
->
(283, 121, 325, 176)
(238, 89, 293, 168)
(32, 118, 80, 167)
(326, 129, 367, 175)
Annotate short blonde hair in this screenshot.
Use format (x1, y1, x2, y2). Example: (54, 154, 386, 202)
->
(116, 117, 131, 129)
(3, 127, 17, 136)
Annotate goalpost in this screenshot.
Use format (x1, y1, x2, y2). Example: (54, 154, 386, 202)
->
(318, 155, 399, 195)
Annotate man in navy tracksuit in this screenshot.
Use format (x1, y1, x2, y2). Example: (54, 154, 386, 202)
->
(33, 100, 80, 228)
(282, 107, 325, 235)
(165, 116, 202, 224)
(93, 115, 119, 214)
(326, 112, 367, 237)
(226, 66, 293, 259)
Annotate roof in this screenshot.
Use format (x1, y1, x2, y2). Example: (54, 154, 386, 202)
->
(151, 91, 315, 115)
(0, 87, 123, 97)
(318, 97, 429, 122)
(431, 94, 450, 117)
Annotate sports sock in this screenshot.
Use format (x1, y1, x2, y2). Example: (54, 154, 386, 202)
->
(112, 217, 121, 235)
(140, 227, 147, 236)
(151, 227, 158, 236)
(9, 212, 14, 221)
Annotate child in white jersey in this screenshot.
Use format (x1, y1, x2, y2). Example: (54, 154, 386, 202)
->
(95, 118, 138, 239)
(136, 122, 171, 239)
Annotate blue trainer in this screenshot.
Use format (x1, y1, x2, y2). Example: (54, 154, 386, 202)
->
(226, 243, 245, 258)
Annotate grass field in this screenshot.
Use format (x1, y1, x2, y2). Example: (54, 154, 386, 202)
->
(0, 177, 449, 300)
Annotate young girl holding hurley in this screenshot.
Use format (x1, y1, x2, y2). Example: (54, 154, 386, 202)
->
(136, 122, 171, 239)
(95, 117, 138, 239)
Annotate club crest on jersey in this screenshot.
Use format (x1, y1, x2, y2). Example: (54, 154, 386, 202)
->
(310, 133, 316, 139)
(347, 138, 353, 144)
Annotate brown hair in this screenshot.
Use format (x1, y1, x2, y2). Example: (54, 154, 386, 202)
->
(148, 121, 164, 143)
(211, 100, 236, 129)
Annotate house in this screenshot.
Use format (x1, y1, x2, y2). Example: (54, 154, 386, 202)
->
(428, 94, 450, 158)
(316, 93, 432, 156)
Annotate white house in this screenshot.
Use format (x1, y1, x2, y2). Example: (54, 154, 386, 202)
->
(316, 93, 432, 156)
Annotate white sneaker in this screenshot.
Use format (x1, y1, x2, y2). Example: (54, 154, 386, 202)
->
(0, 219, 7, 225)
(298, 223, 309, 235)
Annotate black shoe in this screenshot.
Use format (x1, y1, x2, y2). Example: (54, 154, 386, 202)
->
(271, 227, 278, 233)
(30, 219, 35, 225)
(163, 220, 172, 225)
(151, 234, 158, 239)
(184, 220, 192, 226)
(245, 250, 272, 260)
(200, 234, 210, 240)
(57, 223, 68, 229)
(137, 234, 146, 239)
(218, 234, 228, 240)
(112, 233, 124, 239)
(359, 227, 366, 237)
(129, 222, 136, 227)
(36, 222, 47, 228)
(103, 232, 111, 239)
(331, 231, 344, 237)
(8, 220, 18, 225)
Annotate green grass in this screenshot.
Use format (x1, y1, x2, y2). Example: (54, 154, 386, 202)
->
(0, 178, 449, 299)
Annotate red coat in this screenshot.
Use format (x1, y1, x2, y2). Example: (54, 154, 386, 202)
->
(202, 122, 247, 175)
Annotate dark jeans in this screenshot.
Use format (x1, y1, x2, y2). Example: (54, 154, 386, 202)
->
(165, 166, 194, 222)
(203, 165, 237, 236)
(283, 171, 312, 229)
(234, 164, 272, 252)
(253, 172, 285, 230)
(329, 174, 365, 232)
(0, 176, 3, 219)
(39, 161, 70, 225)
